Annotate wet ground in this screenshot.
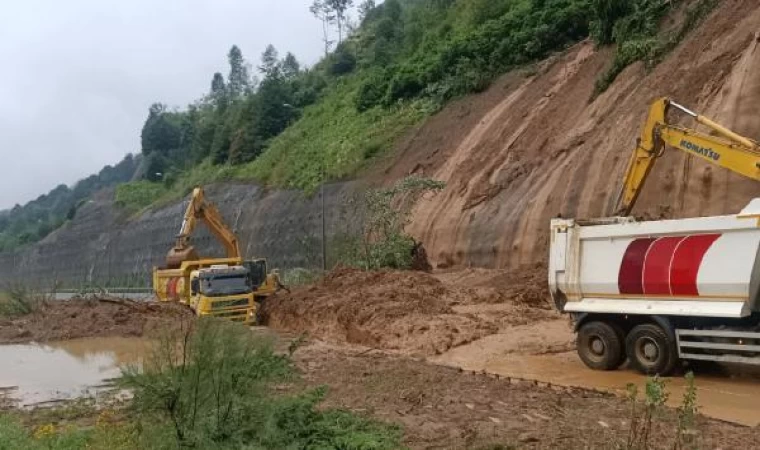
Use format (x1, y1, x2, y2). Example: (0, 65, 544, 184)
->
(431, 318, 760, 426)
(0, 337, 149, 407)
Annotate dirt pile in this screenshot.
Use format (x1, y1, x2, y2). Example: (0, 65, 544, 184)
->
(434, 264, 551, 309)
(263, 267, 554, 356)
(383, 1, 760, 270)
(0, 298, 192, 344)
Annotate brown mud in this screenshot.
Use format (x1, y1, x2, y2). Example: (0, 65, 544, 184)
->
(262, 267, 556, 356)
(293, 340, 759, 450)
(0, 298, 192, 344)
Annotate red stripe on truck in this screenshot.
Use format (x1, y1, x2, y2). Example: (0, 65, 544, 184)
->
(618, 234, 721, 296)
(643, 237, 685, 295)
(618, 238, 656, 294)
(670, 234, 720, 296)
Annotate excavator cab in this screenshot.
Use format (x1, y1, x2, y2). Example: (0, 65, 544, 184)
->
(243, 259, 268, 289)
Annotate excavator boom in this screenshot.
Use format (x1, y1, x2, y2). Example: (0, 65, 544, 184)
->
(616, 97, 760, 216)
(166, 187, 241, 268)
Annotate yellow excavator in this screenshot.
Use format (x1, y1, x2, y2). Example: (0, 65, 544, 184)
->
(616, 97, 760, 215)
(153, 186, 280, 323)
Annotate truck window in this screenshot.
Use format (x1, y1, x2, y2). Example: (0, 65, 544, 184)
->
(191, 278, 200, 295)
(200, 273, 251, 297)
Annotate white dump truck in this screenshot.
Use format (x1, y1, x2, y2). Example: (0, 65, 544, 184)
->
(549, 199, 760, 375)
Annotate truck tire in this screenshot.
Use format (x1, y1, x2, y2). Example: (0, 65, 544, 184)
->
(625, 323, 677, 376)
(609, 322, 628, 368)
(577, 321, 623, 371)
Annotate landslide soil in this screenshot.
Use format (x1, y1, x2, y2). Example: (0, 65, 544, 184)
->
(0, 298, 192, 344)
(293, 340, 758, 450)
(262, 266, 560, 356)
(386, 1, 760, 270)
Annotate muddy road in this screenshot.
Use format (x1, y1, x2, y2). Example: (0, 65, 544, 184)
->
(264, 267, 760, 431)
(4, 272, 760, 448)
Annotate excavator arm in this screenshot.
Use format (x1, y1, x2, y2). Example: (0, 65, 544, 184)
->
(617, 97, 760, 216)
(166, 187, 240, 268)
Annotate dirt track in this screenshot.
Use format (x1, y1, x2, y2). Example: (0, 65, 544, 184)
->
(293, 340, 759, 450)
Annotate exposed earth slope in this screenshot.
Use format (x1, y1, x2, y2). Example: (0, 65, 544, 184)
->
(388, 1, 760, 269)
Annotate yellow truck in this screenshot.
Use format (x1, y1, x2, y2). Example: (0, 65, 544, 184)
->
(153, 187, 280, 322)
(153, 258, 276, 323)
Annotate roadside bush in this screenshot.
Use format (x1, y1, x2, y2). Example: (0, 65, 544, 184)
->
(122, 318, 403, 449)
(0, 284, 45, 318)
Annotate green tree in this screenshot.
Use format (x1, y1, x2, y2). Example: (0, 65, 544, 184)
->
(140, 103, 181, 157)
(282, 52, 301, 78)
(591, 0, 631, 45)
(259, 44, 281, 77)
(358, 0, 376, 21)
(327, 0, 354, 43)
(310, 0, 336, 58)
(209, 72, 227, 106)
(227, 45, 250, 98)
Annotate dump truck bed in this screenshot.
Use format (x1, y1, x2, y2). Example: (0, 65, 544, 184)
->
(549, 199, 760, 319)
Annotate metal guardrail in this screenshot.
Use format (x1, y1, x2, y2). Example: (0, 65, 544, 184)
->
(51, 288, 155, 301)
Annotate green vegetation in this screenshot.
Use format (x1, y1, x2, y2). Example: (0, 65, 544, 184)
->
(335, 176, 444, 270)
(0, 154, 139, 251)
(593, 0, 719, 95)
(0, 285, 45, 318)
(4, 0, 719, 248)
(114, 181, 167, 214)
(624, 374, 699, 450)
(0, 319, 404, 449)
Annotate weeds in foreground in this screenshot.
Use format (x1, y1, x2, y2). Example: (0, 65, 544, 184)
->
(624, 373, 699, 450)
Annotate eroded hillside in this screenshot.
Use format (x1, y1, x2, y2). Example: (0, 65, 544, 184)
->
(386, 1, 760, 269)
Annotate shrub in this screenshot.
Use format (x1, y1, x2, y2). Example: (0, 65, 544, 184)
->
(121, 318, 403, 449)
(114, 181, 166, 213)
(0, 284, 45, 318)
(593, 0, 719, 95)
(336, 176, 445, 270)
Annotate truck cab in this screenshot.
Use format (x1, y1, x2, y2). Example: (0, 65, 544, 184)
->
(188, 265, 256, 322)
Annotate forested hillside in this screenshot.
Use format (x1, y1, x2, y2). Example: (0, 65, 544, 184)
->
(4, 0, 717, 249)
(0, 154, 139, 251)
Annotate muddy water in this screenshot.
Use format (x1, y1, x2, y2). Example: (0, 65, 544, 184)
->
(432, 321, 760, 426)
(0, 337, 150, 406)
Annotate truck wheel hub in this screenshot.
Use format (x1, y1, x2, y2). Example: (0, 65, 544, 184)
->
(590, 337, 605, 355)
(640, 339, 659, 361)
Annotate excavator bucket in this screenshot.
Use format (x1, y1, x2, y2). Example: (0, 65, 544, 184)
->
(166, 245, 200, 269)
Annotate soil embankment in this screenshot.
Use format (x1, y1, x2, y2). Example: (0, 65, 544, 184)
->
(0, 298, 191, 344)
(262, 266, 557, 356)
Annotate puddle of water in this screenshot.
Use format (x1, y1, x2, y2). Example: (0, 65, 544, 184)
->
(0, 337, 151, 407)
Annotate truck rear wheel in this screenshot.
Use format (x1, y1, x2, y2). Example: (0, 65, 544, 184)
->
(577, 321, 623, 371)
(626, 323, 677, 376)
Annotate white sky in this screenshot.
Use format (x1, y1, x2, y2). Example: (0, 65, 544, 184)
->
(0, 0, 331, 209)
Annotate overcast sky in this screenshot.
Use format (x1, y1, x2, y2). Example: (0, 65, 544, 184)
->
(0, 0, 331, 209)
